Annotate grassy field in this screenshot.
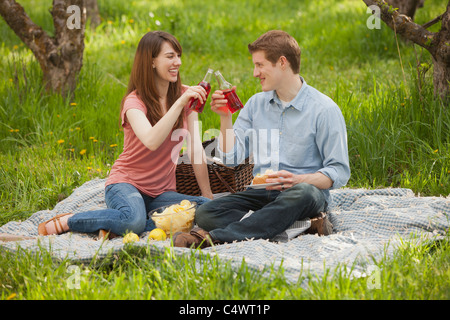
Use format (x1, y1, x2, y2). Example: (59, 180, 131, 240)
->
(0, 0, 449, 300)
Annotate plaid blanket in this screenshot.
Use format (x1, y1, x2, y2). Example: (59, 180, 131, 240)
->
(1, 178, 448, 284)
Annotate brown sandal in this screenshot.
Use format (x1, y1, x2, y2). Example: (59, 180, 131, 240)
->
(98, 229, 119, 241)
(38, 213, 73, 236)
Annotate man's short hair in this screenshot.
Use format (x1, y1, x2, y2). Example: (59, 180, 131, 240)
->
(248, 30, 301, 74)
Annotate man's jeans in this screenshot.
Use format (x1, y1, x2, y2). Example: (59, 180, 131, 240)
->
(195, 183, 327, 243)
(67, 183, 211, 236)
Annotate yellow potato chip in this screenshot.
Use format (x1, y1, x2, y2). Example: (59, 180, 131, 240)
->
(150, 200, 196, 235)
(180, 200, 191, 207)
(172, 206, 184, 213)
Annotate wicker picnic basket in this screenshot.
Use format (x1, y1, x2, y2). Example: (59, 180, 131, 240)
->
(176, 138, 254, 196)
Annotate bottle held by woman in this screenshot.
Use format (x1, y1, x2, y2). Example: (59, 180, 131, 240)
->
(188, 68, 213, 113)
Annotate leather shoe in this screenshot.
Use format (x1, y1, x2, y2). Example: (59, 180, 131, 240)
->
(305, 212, 333, 236)
(173, 227, 219, 249)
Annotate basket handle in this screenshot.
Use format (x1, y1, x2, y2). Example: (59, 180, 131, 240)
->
(206, 156, 229, 168)
(211, 165, 236, 193)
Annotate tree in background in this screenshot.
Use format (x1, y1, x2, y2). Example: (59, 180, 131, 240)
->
(0, 0, 100, 96)
(386, 0, 424, 20)
(85, 0, 100, 28)
(364, 0, 450, 100)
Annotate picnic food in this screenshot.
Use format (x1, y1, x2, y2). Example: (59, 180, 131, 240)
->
(123, 232, 139, 244)
(252, 169, 275, 185)
(148, 228, 167, 241)
(150, 200, 196, 236)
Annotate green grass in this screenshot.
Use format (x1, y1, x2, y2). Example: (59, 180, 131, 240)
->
(0, 0, 449, 300)
(1, 233, 449, 300)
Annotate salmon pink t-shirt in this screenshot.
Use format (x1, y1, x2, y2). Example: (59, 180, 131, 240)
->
(106, 89, 192, 197)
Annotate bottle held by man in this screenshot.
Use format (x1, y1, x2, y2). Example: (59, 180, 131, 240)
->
(214, 70, 244, 113)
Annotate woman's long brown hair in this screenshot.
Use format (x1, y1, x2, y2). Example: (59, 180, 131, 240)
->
(121, 31, 184, 130)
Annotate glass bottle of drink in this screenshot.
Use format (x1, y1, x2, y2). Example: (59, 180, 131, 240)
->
(187, 68, 213, 113)
(214, 70, 244, 113)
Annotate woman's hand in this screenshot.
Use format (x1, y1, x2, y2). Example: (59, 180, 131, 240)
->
(201, 191, 214, 200)
(179, 85, 207, 107)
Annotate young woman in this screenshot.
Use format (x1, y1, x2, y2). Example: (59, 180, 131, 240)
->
(38, 31, 213, 238)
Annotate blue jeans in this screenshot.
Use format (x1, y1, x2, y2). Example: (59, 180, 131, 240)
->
(67, 183, 211, 236)
(195, 183, 327, 242)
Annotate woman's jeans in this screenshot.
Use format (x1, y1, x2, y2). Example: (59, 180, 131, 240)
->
(195, 183, 327, 243)
(67, 183, 211, 236)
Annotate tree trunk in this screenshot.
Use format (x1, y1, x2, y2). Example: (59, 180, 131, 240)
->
(364, 0, 450, 100)
(0, 0, 86, 97)
(85, 0, 100, 28)
(385, 0, 423, 20)
(432, 3, 450, 100)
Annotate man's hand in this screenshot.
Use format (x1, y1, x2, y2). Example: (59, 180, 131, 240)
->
(265, 170, 333, 191)
(210, 87, 236, 117)
(265, 170, 296, 191)
(210, 87, 236, 153)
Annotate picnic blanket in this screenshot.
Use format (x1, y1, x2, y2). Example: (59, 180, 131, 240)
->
(1, 178, 448, 284)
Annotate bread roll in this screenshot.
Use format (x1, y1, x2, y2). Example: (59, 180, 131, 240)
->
(252, 169, 274, 185)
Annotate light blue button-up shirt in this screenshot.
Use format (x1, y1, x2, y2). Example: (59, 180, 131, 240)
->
(218, 77, 350, 204)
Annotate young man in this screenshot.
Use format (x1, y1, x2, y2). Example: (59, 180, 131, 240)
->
(174, 30, 350, 248)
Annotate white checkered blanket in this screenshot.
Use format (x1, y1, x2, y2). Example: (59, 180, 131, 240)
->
(1, 178, 448, 284)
